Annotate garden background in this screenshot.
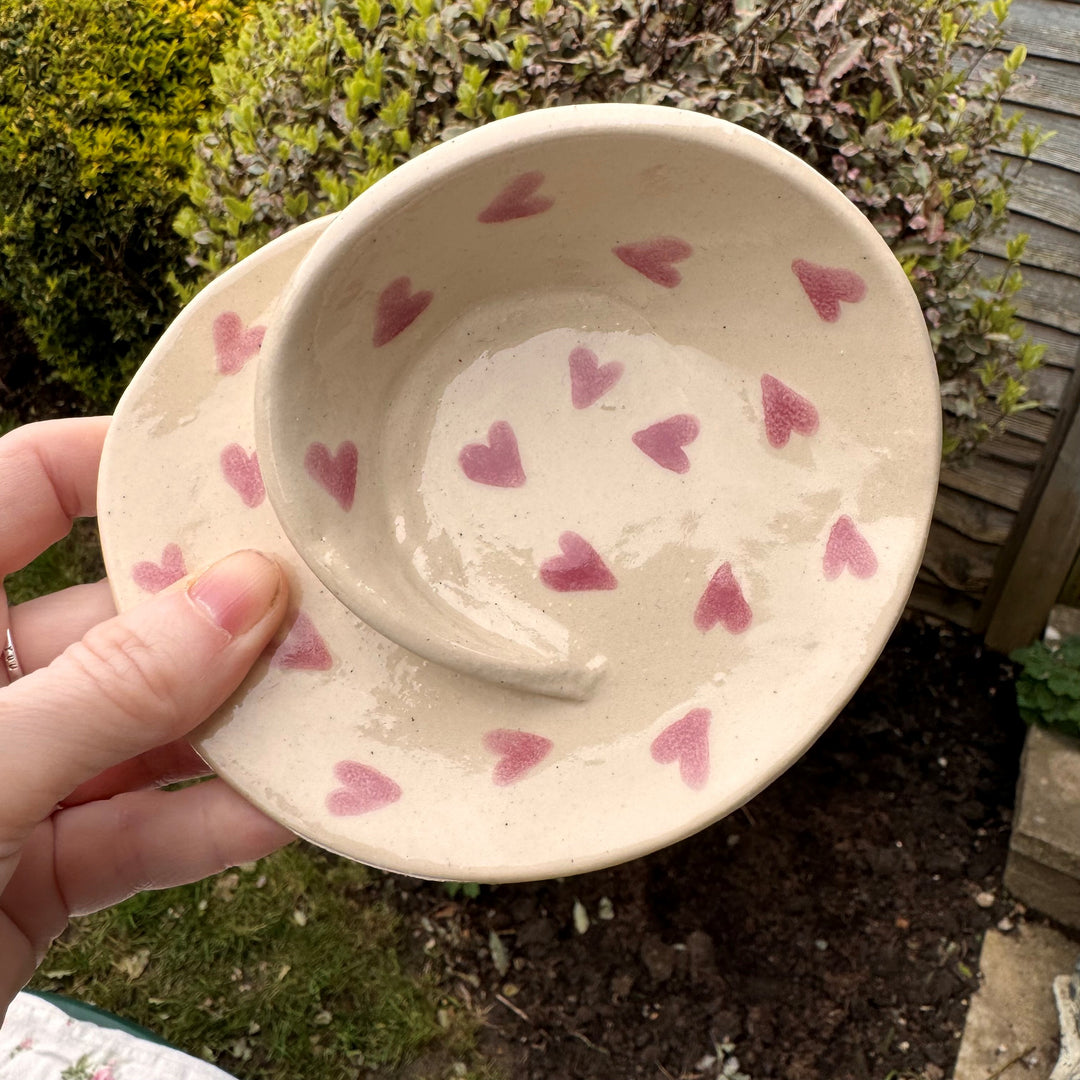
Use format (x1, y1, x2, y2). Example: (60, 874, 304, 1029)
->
(1, 1, 1076, 1078)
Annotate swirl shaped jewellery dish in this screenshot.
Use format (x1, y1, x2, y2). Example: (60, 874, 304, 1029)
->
(98, 105, 940, 882)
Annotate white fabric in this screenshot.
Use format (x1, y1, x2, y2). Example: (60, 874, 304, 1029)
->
(0, 992, 236, 1080)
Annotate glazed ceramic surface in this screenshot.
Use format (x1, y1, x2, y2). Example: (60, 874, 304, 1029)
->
(98, 105, 941, 881)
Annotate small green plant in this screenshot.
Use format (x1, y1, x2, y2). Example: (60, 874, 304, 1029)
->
(443, 880, 482, 900)
(1010, 636, 1080, 738)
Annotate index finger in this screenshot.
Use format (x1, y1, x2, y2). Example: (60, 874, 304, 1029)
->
(0, 417, 109, 577)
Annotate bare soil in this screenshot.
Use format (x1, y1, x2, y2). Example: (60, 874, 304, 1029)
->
(393, 615, 1037, 1080)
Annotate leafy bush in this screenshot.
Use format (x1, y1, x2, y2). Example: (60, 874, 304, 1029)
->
(180, 0, 1045, 457)
(0, 0, 248, 408)
(1011, 636, 1080, 739)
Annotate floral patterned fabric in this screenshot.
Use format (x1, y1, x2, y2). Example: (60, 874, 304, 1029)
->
(0, 993, 235, 1080)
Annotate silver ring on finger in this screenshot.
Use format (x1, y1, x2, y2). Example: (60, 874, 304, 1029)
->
(3, 627, 25, 682)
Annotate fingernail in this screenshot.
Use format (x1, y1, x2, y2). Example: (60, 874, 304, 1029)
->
(187, 551, 282, 637)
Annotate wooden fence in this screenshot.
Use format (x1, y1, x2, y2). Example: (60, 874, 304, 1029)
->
(910, 0, 1080, 651)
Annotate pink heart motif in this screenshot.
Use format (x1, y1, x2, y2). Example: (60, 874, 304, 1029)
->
(791, 258, 867, 322)
(373, 275, 433, 348)
(326, 760, 402, 816)
(694, 563, 752, 634)
(483, 729, 553, 786)
(305, 440, 358, 511)
(213, 311, 265, 375)
(477, 171, 554, 224)
(823, 515, 878, 580)
(632, 414, 700, 474)
(540, 532, 617, 592)
(272, 612, 332, 671)
(220, 444, 265, 508)
(569, 346, 623, 409)
(651, 708, 711, 790)
(613, 236, 693, 288)
(459, 421, 526, 488)
(761, 374, 820, 449)
(131, 543, 186, 593)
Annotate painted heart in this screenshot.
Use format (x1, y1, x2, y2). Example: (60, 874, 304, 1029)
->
(613, 236, 692, 288)
(632, 414, 700, 474)
(823, 515, 878, 580)
(272, 611, 332, 671)
(459, 421, 526, 488)
(761, 374, 819, 449)
(213, 311, 265, 375)
(220, 444, 265, 508)
(540, 532, 617, 592)
(373, 275, 433, 347)
(305, 440, 358, 511)
(569, 346, 623, 409)
(483, 729, 553, 786)
(326, 760, 402, 816)
(651, 708, 711, 790)
(694, 563, 752, 634)
(791, 258, 867, 322)
(477, 171, 554, 223)
(131, 543, 186, 593)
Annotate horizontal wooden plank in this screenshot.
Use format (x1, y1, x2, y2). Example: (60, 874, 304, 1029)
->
(1001, 0, 1080, 64)
(922, 519, 1001, 592)
(1024, 360, 1073, 410)
(934, 484, 1017, 544)
(974, 212, 1080, 277)
(1002, 54, 1080, 116)
(907, 579, 979, 628)
(982, 428, 1050, 465)
(1003, 106, 1080, 173)
(1000, 159, 1080, 235)
(1023, 321, 1080, 372)
(975, 255, 1080, 335)
(940, 449, 1036, 510)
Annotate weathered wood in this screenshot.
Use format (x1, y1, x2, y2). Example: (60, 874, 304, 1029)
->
(1003, 159, 1080, 235)
(1001, 0, 1080, 65)
(1025, 322, 1080, 373)
(975, 212, 1080, 278)
(1004, 106, 1080, 173)
(1002, 54, 1080, 116)
(922, 520, 1001, 593)
(934, 485, 1017, 545)
(982, 428, 1052, 465)
(940, 452, 1034, 511)
(907, 578, 979, 628)
(1059, 546, 1080, 606)
(976, 255, 1080, 335)
(983, 360, 1080, 648)
(1025, 361, 1073, 411)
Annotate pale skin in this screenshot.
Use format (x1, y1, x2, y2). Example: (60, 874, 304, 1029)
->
(0, 418, 296, 1024)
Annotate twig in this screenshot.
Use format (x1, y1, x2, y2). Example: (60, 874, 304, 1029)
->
(985, 1047, 1037, 1080)
(569, 1030, 611, 1055)
(495, 993, 530, 1023)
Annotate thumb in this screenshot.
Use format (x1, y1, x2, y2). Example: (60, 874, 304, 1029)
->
(0, 550, 287, 838)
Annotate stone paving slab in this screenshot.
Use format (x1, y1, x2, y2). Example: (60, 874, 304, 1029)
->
(954, 923, 1079, 1080)
(1006, 725, 1080, 929)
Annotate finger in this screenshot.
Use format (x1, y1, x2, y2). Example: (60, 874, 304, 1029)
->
(52, 779, 296, 916)
(8, 580, 116, 673)
(0, 418, 109, 575)
(61, 739, 211, 807)
(0, 550, 287, 843)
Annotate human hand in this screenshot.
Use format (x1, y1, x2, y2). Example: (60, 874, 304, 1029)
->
(0, 418, 294, 1021)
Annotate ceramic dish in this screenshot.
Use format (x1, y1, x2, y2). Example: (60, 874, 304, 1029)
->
(98, 104, 941, 881)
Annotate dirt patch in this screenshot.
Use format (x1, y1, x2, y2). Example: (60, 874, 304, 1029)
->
(392, 615, 1037, 1080)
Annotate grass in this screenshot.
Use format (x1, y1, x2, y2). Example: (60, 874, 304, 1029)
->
(4, 406, 496, 1079)
(30, 846, 490, 1079)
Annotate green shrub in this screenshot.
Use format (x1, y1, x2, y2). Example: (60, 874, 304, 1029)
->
(1011, 636, 1080, 739)
(0, 0, 249, 409)
(180, 0, 1045, 457)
